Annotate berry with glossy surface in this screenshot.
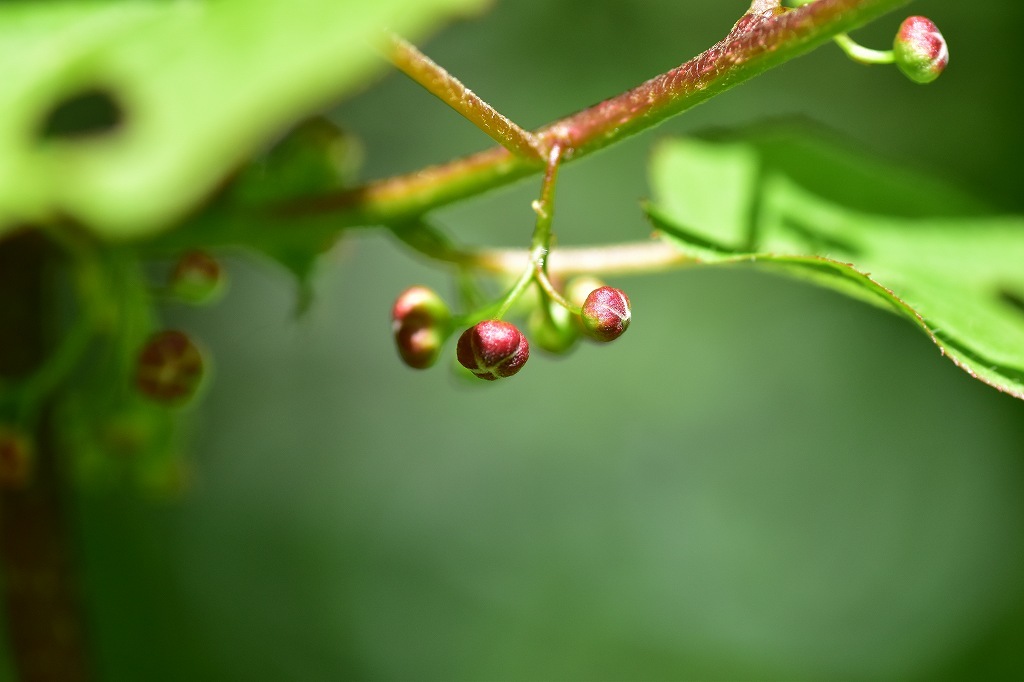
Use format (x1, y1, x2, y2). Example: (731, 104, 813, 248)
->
(135, 330, 205, 404)
(456, 320, 529, 380)
(580, 286, 631, 342)
(894, 16, 948, 84)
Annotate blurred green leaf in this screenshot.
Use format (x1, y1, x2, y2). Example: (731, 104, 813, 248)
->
(647, 129, 1024, 399)
(0, 0, 486, 239)
(229, 117, 362, 205)
(153, 117, 364, 311)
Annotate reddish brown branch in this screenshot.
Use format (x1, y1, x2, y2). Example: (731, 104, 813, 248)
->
(0, 233, 91, 682)
(280, 0, 911, 227)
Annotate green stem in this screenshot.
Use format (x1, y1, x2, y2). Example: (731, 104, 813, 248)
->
(391, 227, 696, 278)
(833, 33, 895, 64)
(528, 145, 564, 271)
(491, 268, 534, 321)
(278, 0, 912, 227)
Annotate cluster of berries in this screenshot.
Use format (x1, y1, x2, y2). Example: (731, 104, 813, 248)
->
(133, 250, 225, 406)
(391, 280, 632, 380)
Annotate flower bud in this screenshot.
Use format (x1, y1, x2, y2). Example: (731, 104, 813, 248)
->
(894, 16, 948, 84)
(170, 250, 226, 305)
(580, 286, 631, 342)
(391, 286, 450, 327)
(528, 301, 579, 355)
(392, 286, 450, 370)
(135, 330, 206, 404)
(456, 320, 529, 380)
(0, 425, 34, 489)
(394, 322, 445, 370)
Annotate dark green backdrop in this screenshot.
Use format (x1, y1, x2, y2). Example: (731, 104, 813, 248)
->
(53, 1, 1024, 679)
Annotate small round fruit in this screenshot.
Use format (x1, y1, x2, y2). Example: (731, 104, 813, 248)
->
(135, 330, 205, 404)
(394, 321, 445, 370)
(580, 286, 631, 342)
(391, 286, 450, 328)
(456, 320, 530, 381)
(170, 250, 226, 304)
(528, 301, 579, 355)
(391, 286, 450, 370)
(894, 16, 948, 84)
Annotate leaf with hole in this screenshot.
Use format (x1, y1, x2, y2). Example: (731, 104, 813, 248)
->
(0, 0, 487, 240)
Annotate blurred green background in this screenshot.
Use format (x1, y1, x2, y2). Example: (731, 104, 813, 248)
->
(68, 1, 1024, 679)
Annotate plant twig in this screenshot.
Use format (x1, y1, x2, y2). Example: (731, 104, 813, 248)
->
(385, 32, 544, 160)
(392, 227, 695, 277)
(280, 0, 911, 227)
(0, 233, 91, 682)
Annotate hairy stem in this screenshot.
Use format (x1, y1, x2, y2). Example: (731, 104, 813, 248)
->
(385, 32, 544, 160)
(281, 0, 910, 226)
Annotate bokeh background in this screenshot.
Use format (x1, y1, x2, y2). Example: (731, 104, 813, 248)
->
(70, 1, 1024, 679)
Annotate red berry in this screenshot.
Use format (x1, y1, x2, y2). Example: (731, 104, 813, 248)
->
(0, 426, 34, 489)
(135, 330, 205, 404)
(394, 322, 445, 370)
(580, 286, 631, 342)
(170, 250, 225, 304)
(392, 286, 449, 326)
(456, 320, 529, 381)
(391, 286, 450, 370)
(894, 16, 948, 84)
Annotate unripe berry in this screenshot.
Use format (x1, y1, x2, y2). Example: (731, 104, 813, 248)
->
(0, 425, 34, 489)
(170, 250, 226, 304)
(391, 286, 450, 369)
(580, 286, 631, 342)
(528, 301, 579, 355)
(135, 330, 205, 404)
(894, 16, 948, 84)
(456, 320, 529, 381)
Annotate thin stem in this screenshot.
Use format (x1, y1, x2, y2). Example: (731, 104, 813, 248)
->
(16, 227, 110, 426)
(389, 220, 478, 268)
(280, 0, 911, 227)
(833, 33, 895, 64)
(468, 144, 568, 321)
(535, 270, 578, 314)
(393, 233, 695, 277)
(529, 145, 564, 269)
(492, 268, 534, 320)
(385, 32, 544, 160)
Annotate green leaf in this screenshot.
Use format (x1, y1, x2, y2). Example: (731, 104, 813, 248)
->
(152, 117, 363, 311)
(647, 128, 1024, 399)
(0, 0, 487, 240)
